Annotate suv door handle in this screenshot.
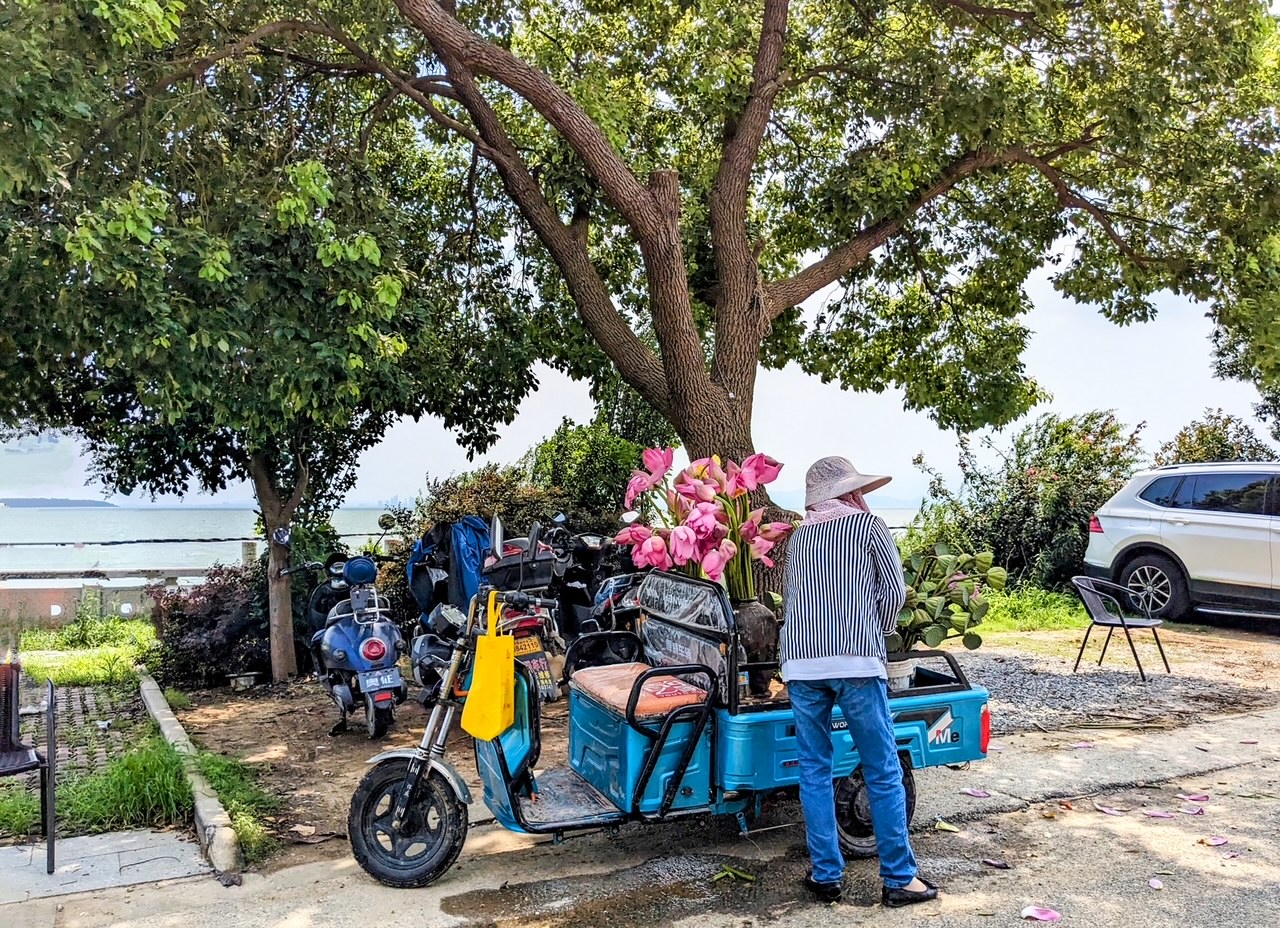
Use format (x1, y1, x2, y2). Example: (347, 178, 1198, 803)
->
(1167, 518, 1189, 526)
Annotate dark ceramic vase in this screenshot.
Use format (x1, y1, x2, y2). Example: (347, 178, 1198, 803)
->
(733, 598, 779, 696)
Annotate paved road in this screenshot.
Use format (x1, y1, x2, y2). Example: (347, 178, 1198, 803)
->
(7, 707, 1278, 928)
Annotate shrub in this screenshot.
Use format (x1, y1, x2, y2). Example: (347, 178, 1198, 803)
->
(196, 752, 282, 865)
(525, 418, 643, 527)
(20, 647, 139, 686)
(906, 411, 1145, 590)
(61, 734, 193, 834)
(1155, 408, 1277, 465)
(19, 594, 156, 652)
(163, 687, 192, 710)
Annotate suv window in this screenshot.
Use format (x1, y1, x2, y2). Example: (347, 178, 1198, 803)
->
(1138, 476, 1183, 508)
(1171, 473, 1271, 515)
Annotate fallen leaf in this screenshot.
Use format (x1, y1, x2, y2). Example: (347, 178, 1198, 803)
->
(1041, 811, 1057, 819)
(1143, 810, 1176, 819)
(1222, 851, 1240, 860)
(982, 858, 1011, 870)
(1200, 836, 1229, 847)
(962, 788, 993, 798)
(1070, 741, 1095, 750)
(1194, 746, 1210, 753)
(1180, 807, 1206, 816)
(292, 832, 341, 845)
(1021, 905, 1062, 922)
(1093, 803, 1127, 816)
(289, 824, 317, 837)
(1058, 800, 1074, 811)
(217, 872, 243, 888)
(1240, 740, 1259, 745)
(1148, 878, 1164, 890)
(987, 742, 1007, 752)
(935, 819, 961, 833)
(1155, 870, 1174, 875)
(1177, 793, 1210, 803)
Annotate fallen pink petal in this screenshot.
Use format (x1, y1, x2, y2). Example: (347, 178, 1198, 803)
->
(1094, 804, 1126, 816)
(1222, 851, 1240, 859)
(982, 858, 1011, 870)
(1021, 906, 1062, 922)
(1180, 807, 1206, 816)
(962, 788, 993, 798)
(1148, 878, 1164, 890)
(1143, 810, 1176, 819)
(1070, 742, 1095, 750)
(1177, 793, 1211, 802)
(1200, 836, 1229, 847)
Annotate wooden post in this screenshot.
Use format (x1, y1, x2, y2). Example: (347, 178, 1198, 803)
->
(241, 542, 258, 565)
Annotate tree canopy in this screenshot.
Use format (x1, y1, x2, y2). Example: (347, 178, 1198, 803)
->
(1154, 408, 1278, 465)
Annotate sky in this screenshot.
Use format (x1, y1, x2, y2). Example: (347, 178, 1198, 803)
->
(1, 264, 1267, 512)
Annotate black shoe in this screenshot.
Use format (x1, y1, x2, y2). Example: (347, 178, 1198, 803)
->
(882, 878, 939, 908)
(803, 874, 844, 903)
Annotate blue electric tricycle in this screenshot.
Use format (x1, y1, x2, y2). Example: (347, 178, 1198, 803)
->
(347, 571, 991, 888)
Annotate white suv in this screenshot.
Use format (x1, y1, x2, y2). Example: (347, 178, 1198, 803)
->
(1084, 462, 1280, 622)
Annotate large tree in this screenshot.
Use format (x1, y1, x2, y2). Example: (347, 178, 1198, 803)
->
(0, 1, 540, 679)
(61, 0, 1276, 467)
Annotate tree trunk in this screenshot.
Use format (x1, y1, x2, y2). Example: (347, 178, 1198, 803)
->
(248, 452, 308, 683)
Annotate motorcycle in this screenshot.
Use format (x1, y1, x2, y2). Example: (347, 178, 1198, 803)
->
(282, 520, 408, 738)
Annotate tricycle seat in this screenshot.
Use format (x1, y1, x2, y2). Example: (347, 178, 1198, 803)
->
(570, 662, 706, 720)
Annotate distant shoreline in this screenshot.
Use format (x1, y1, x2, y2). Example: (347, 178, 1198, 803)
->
(1, 498, 116, 509)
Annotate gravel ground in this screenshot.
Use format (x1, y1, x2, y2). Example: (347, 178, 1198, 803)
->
(965, 647, 1277, 735)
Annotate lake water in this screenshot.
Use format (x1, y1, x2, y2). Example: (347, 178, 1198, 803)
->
(0, 505, 920, 579)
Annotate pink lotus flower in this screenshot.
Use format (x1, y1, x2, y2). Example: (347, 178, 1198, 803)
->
(687, 501, 726, 539)
(724, 461, 751, 498)
(758, 520, 793, 543)
(675, 473, 718, 503)
(668, 525, 699, 565)
(666, 489, 691, 522)
(701, 539, 738, 581)
(738, 508, 766, 542)
(632, 533, 673, 571)
(739, 453, 783, 490)
(748, 535, 776, 566)
(642, 447, 675, 481)
(615, 523, 653, 546)
(625, 471, 657, 508)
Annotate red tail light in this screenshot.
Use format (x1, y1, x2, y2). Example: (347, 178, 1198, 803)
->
(1089, 515, 1104, 533)
(361, 638, 387, 662)
(980, 705, 992, 755)
(373, 690, 394, 703)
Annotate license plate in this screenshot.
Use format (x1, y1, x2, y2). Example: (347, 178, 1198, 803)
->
(514, 635, 544, 657)
(359, 668, 402, 692)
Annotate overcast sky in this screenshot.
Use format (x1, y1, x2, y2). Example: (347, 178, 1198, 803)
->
(1, 267, 1268, 510)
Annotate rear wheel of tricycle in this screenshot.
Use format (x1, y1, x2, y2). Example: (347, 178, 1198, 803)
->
(834, 753, 916, 859)
(348, 759, 469, 888)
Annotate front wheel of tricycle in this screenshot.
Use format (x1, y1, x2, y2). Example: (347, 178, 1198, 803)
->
(348, 759, 469, 888)
(834, 753, 916, 859)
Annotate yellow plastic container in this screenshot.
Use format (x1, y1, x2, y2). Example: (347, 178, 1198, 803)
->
(460, 593, 515, 741)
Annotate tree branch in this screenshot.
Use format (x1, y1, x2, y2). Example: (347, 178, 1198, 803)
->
(393, 0, 661, 236)
(710, 0, 790, 399)
(936, 0, 1037, 21)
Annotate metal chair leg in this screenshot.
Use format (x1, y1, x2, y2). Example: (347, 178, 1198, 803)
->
(39, 768, 47, 836)
(1098, 627, 1115, 666)
(45, 763, 55, 874)
(1073, 624, 1094, 673)
(1121, 625, 1147, 682)
(1151, 628, 1171, 674)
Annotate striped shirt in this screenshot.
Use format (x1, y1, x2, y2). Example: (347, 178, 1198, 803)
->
(779, 513, 907, 677)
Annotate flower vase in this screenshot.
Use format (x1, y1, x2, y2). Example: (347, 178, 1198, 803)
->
(733, 598, 778, 697)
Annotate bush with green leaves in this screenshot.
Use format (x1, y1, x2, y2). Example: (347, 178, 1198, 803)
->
(1154, 408, 1277, 466)
(905, 411, 1145, 590)
(890, 544, 1007, 653)
(525, 418, 643, 527)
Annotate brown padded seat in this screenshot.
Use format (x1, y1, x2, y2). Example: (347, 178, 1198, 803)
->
(571, 662, 707, 720)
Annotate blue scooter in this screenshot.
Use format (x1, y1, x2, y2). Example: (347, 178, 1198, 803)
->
(288, 555, 408, 738)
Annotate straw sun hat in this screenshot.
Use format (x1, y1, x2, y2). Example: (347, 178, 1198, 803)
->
(804, 456, 892, 509)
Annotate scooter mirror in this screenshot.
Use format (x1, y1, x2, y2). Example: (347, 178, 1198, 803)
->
(621, 511, 640, 524)
(271, 526, 292, 547)
(377, 513, 396, 531)
(553, 512, 568, 525)
(490, 514, 504, 553)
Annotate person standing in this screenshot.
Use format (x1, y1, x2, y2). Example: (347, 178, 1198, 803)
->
(780, 455, 937, 908)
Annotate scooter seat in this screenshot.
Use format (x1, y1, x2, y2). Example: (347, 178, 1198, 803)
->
(570, 662, 706, 720)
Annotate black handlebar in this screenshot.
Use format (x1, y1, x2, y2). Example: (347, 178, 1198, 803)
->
(496, 590, 558, 610)
(279, 561, 323, 577)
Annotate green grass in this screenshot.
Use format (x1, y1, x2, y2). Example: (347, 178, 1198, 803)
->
(163, 687, 192, 710)
(196, 752, 282, 865)
(60, 733, 193, 834)
(979, 587, 1091, 634)
(0, 784, 40, 836)
(20, 618, 156, 653)
(19, 647, 140, 686)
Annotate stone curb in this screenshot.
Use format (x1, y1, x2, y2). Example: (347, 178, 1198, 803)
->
(138, 669, 244, 874)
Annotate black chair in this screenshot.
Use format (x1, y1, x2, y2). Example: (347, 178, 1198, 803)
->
(1070, 576, 1172, 683)
(0, 663, 56, 873)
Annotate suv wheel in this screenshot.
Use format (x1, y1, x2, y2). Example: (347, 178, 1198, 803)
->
(1119, 554, 1189, 621)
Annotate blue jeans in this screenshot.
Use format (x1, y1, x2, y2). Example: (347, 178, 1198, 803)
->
(789, 677, 917, 888)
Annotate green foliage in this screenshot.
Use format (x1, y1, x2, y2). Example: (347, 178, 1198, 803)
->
(526, 418, 643, 527)
(0, 784, 40, 837)
(19, 596, 156, 652)
(907, 412, 1146, 590)
(1154, 407, 1277, 465)
(147, 564, 268, 687)
(889, 543, 1005, 653)
(163, 687, 192, 711)
(61, 733, 193, 834)
(20, 647, 140, 686)
(195, 752, 282, 865)
(980, 588, 1091, 634)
